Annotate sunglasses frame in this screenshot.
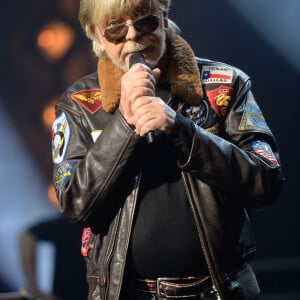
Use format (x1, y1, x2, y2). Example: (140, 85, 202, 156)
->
(103, 14, 160, 44)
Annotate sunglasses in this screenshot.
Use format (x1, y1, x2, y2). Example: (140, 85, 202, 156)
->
(103, 14, 160, 44)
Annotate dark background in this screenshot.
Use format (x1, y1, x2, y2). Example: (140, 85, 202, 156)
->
(0, 1, 299, 299)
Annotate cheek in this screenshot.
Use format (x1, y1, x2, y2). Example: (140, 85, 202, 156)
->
(104, 43, 124, 59)
(152, 31, 165, 51)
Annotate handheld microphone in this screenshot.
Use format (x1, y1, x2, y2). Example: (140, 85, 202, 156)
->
(129, 53, 154, 144)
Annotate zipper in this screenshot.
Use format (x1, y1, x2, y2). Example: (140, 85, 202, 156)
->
(101, 173, 141, 300)
(181, 172, 222, 300)
(114, 173, 141, 299)
(99, 209, 122, 299)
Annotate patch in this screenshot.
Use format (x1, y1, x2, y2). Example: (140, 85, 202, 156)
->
(52, 112, 70, 164)
(201, 66, 234, 84)
(81, 227, 92, 257)
(206, 85, 234, 119)
(91, 130, 103, 143)
(239, 92, 271, 133)
(71, 89, 102, 114)
(185, 100, 209, 126)
(206, 122, 220, 135)
(54, 160, 80, 192)
(251, 140, 279, 167)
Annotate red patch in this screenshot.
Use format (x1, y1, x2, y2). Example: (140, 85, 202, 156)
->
(71, 89, 102, 114)
(81, 227, 92, 257)
(206, 85, 234, 119)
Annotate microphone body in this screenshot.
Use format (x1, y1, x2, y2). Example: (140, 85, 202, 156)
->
(129, 53, 154, 144)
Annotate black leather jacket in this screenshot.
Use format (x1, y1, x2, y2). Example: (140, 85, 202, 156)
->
(52, 56, 284, 300)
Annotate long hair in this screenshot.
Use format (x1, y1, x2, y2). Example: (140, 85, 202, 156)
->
(78, 0, 180, 57)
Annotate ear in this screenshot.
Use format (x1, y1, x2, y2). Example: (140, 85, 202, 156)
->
(163, 11, 169, 30)
(95, 26, 106, 52)
(97, 40, 106, 52)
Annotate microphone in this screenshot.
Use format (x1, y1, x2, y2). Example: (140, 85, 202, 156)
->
(129, 53, 154, 144)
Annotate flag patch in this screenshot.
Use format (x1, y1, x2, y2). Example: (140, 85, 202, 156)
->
(251, 140, 278, 167)
(201, 66, 233, 84)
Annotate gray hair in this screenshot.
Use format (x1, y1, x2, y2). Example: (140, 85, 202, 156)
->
(79, 0, 180, 57)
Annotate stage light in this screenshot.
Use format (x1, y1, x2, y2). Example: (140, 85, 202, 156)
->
(42, 97, 58, 131)
(37, 20, 75, 61)
(48, 184, 59, 208)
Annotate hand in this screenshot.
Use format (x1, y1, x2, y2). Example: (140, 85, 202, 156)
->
(119, 63, 159, 125)
(131, 96, 176, 136)
(119, 63, 176, 136)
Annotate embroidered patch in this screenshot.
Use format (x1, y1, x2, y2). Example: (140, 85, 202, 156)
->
(71, 89, 102, 114)
(201, 66, 233, 84)
(54, 160, 80, 192)
(206, 122, 220, 135)
(91, 130, 103, 143)
(239, 92, 271, 133)
(52, 112, 70, 164)
(251, 140, 279, 167)
(81, 227, 92, 257)
(185, 100, 209, 126)
(206, 85, 234, 119)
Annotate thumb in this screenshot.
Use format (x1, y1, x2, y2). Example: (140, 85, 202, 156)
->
(152, 68, 161, 83)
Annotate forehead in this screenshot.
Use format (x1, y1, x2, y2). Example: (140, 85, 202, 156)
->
(103, 0, 155, 19)
(92, 0, 161, 29)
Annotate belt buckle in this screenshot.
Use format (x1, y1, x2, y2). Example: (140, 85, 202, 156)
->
(156, 277, 181, 297)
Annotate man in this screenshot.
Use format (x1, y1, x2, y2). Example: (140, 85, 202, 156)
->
(52, 0, 284, 299)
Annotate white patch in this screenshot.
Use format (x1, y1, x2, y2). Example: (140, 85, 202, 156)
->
(201, 66, 234, 84)
(91, 130, 103, 143)
(52, 112, 70, 164)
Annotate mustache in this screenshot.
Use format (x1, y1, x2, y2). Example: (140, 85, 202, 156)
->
(121, 41, 152, 58)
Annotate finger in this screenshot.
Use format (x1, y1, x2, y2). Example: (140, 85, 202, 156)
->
(131, 96, 153, 115)
(127, 64, 157, 85)
(152, 68, 161, 83)
(135, 101, 176, 136)
(134, 105, 160, 135)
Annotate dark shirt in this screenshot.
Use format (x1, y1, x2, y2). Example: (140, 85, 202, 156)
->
(129, 136, 208, 278)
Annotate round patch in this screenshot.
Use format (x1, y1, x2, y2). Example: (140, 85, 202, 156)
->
(184, 100, 209, 126)
(52, 112, 71, 164)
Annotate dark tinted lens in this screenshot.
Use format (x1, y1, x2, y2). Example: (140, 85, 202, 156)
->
(134, 15, 159, 34)
(104, 24, 129, 43)
(104, 15, 159, 44)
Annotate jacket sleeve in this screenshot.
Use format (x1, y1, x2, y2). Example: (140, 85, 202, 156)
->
(171, 77, 284, 208)
(52, 103, 140, 227)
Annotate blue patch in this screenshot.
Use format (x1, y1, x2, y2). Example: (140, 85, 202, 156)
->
(185, 100, 209, 126)
(251, 140, 278, 167)
(52, 112, 71, 164)
(54, 160, 80, 192)
(239, 92, 271, 134)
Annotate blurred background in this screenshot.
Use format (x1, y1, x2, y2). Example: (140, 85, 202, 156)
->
(0, 0, 299, 299)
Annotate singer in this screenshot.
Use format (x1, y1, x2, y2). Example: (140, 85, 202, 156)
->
(52, 0, 284, 299)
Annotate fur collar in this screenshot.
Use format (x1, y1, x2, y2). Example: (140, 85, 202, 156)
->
(98, 35, 203, 113)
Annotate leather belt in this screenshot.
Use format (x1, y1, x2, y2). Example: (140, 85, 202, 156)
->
(136, 276, 212, 298)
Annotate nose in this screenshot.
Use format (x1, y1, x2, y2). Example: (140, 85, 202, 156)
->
(125, 21, 140, 41)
